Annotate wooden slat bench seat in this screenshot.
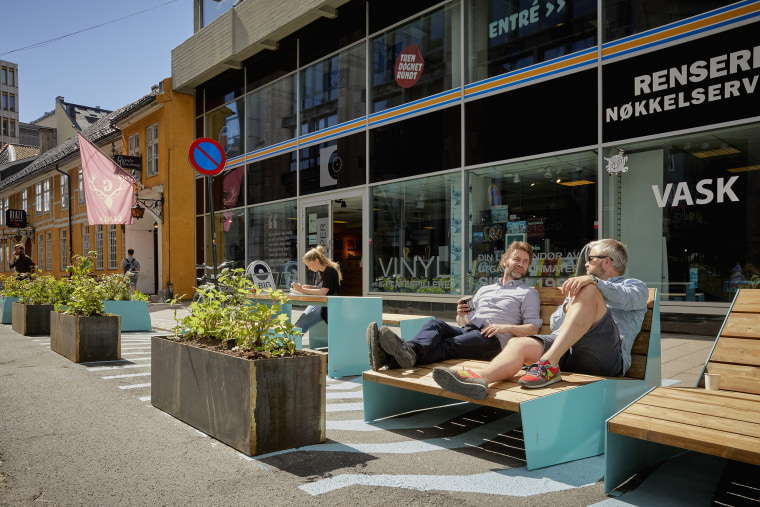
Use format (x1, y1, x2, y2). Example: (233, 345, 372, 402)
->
(363, 287, 660, 470)
(604, 289, 760, 494)
(381, 313, 434, 339)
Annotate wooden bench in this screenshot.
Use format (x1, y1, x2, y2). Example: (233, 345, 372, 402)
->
(604, 288, 760, 494)
(363, 286, 660, 470)
(382, 313, 434, 339)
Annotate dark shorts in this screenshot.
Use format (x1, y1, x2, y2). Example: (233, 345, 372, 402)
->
(529, 309, 623, 377)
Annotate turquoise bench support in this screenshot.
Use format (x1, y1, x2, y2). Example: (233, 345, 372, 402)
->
(103, 300, 152, 332)
(0, 296, 19, 324)
(266, 296, 382, 378)
(363, 378, 464, 421)
(398, 316, 434, 340)
(603, 388, 683, 495)
(308, 320, 328, 350)
(324, 297, 382, 378)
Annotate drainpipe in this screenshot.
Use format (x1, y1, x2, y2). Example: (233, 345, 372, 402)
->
(55, 164, 74, 267)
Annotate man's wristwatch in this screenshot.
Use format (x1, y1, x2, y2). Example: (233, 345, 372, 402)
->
(591, 275, 600, 285)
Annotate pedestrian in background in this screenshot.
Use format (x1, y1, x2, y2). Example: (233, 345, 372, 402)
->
(120, 248, 141, 292)
(9, 244, 34, 278)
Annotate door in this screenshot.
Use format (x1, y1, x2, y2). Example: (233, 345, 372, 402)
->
(300, 192, 364, 296)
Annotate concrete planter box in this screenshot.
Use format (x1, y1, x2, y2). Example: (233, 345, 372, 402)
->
(50, 312, 121, 363)
(151, 336, 326, 456)
(12, 302, 54, 336)
(102, 300, 152, 332)
(0, 296, 19, 324)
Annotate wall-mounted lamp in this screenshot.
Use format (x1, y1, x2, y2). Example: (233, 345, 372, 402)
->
(335, 199, 347, 208)
(131, 195, 164, 222)
(131, 202, 145, 219)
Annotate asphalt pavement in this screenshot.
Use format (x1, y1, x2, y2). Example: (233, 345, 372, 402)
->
(0, 302, 754, 506)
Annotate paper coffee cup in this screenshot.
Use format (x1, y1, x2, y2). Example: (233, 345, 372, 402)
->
(704, 373, 720, 390)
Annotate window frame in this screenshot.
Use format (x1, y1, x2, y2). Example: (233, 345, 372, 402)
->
(146, 122, 159, 176)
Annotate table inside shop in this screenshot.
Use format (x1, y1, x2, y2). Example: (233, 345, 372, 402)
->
(248, 294, 382, 378)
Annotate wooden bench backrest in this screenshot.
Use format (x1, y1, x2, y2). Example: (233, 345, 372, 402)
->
(536, 286, 656, 380)
(703, 289, 760, 395)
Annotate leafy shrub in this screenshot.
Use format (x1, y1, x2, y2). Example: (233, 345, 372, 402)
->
(0, 274, 26, 297)
(99, 274, 133, 301)
(170, 268, 301, 357)
(17, 274, 60, 305)
(56, 252, 105, 316)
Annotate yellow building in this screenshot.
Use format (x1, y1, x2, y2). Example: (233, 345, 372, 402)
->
(112, 78, 196, 299)
(0, 78, 196, 300)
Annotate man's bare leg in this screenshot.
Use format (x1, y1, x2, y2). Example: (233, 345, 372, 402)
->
(478, 337, 544, 382)
(541, 284, 608, 367)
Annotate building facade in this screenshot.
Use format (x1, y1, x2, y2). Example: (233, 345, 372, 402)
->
(0, 60, 19, 146)
(174, 0, 760, 327)
(112, 79, 196, 299)
(0, 80, 196, 300)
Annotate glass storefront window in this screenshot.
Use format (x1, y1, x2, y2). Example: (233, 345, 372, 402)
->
(370, 174, 462, 296)
(247, 74, 296, 151)
(299, 132, 366, 195)
(247, 201, 299, 290)
(370, 2, 461, 113)
(603, 123, 760, 303)
(300, 42, 366, 135)
(602, 0, 735, 43)
(467, 152, 598, 294)
(208, 208, 246, 269)
(247, 152, 298, 205)
(467, 0, 596, 84)
(205, 98, 245, 159)
(210, 167, 245, 210)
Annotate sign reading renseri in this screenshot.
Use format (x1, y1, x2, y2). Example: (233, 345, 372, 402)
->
(602, 22, 760, 143)
(606, 46, 760, 124)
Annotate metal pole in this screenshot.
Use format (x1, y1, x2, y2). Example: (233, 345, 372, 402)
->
(207, 175, 218, 287)
(54, 164, 74, 266)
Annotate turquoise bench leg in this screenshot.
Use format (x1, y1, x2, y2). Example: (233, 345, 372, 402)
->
(519, 381, 609, 469)
(363, 379, 464, 422)
(604, 428, 682, 495)
(326, 297, 383, 378)
(399, 317, 433, 340)
(308, 320, 328, 349)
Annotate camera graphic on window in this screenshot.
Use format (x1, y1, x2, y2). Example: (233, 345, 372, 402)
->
(319, 145, 342, 187)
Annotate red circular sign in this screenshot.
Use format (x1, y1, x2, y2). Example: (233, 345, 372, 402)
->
(394, 45, 425, 89)
(188, 138, 227, 176)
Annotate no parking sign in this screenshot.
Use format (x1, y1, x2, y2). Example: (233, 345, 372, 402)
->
(188, 138, 227, 176)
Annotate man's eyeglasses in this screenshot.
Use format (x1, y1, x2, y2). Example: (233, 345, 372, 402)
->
(588, 255, 609, 262)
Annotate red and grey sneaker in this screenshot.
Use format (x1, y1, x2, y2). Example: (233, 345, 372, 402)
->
(518, 359, 561, 388)
(432, 367, 489, 400)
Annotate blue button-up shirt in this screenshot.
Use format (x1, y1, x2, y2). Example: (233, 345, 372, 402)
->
(467, 279, 543, 348)
(550, 276, 649, 373)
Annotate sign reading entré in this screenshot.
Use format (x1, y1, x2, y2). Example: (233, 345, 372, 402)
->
(6, 209, 28, 228)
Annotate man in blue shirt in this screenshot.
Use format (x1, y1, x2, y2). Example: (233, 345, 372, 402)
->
(433, 239, 648, 398)
(367, 241, 543, 370)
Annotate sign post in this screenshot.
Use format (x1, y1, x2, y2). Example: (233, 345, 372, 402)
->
(188, 138, 227, 285)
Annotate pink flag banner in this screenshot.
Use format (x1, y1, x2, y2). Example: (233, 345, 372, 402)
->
(78, 133, 135, 225)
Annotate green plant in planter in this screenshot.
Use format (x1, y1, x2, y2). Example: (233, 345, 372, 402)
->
(54, 252, 106, 316)
(99, 273, 149, 301)
(17, 273, 60, 305)
(170, 268, 301, 358)
(0, 274, 26, 297)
